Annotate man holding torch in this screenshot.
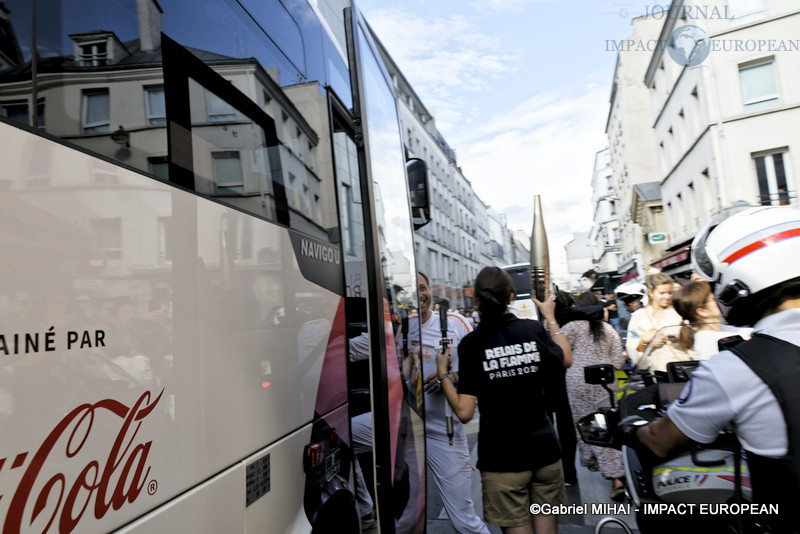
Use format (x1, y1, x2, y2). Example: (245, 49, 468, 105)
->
(404, 272, 490, 534)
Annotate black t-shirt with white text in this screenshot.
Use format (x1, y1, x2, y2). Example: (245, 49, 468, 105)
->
(458, 313, 564, 472)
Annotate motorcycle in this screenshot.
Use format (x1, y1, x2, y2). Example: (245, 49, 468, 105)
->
(577, 324, 753, 534)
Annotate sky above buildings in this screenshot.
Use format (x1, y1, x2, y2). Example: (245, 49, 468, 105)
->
(357, 0, 648, 276)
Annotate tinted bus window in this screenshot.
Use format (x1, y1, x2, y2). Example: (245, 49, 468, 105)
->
(0, 0, 350, 240)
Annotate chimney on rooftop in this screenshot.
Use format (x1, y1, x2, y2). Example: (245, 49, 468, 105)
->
(137, 0, 163, 52)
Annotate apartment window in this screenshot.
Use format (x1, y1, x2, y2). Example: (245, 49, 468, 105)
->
(281, 112, 290, 144)
(313, 193, 321, 223)
(701, 169, 713, 217)
(83, 89, 110, 133)
(206, 90, 236, 122)
(676, 193, 686, 233)
(677, 109, 688, 151)
(609, 200, 617, 216)
(1, 99, 44, 129)
(301, 183, 310, 215)
(729, 0, 765, 26)
(92, 218, 122, 260)
(148, 156, 169, 181)
(690, 87, 702, 137)
(1, 101, 28, 124)
(78, 40, 108, 66)
(668, 127, 677, 164)
(687, 182, 699, 230)
(307, 141, 316, 170)
(739, 60, 779, 113)
(754, 151, 791, 206)
(262, 91, 272, 116)
(291, 127, 302, 156)
(612, 227, 620, 244)
(212, 151, 244, 194)
(145, 86, 166, 125)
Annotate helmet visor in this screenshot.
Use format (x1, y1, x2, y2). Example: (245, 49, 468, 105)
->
(692, 230, 716, 279)
(691, 202, 754, 281)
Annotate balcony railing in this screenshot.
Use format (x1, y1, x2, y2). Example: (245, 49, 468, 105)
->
(757, 190, 795, 207)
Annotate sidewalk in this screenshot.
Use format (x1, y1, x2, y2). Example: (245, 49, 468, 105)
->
(426, 419, 639, 533)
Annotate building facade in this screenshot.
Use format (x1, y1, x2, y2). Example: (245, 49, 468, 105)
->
(606, 14, 666, 282)
(646, 0, 800, 275)
(564, 231, 594, 291)
(589, 148, 622, 276)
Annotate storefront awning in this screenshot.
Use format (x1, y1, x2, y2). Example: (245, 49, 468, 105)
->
(651, 245, 691, 271)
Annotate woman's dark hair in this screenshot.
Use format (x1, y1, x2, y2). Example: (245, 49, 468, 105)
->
(574, 292, 604, 343)
(672, 280, 713, 352)
(554, 291, 574, 327)
(474, 266, 513, 321)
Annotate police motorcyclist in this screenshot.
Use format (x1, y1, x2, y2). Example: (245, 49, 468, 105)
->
(630, 205, 800, 533)
(614, 282, 647, 333)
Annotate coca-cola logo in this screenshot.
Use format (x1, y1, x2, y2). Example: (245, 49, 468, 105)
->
(2, 389, 163, 533)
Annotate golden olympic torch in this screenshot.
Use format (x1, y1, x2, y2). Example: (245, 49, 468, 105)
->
(530, 195, 551, 302)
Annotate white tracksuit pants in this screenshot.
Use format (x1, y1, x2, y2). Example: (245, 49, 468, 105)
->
(351, 412, 489, 534)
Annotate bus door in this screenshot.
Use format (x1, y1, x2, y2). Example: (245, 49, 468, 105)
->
(342, 6, 427, 534)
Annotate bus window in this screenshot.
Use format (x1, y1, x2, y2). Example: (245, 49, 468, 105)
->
(0, 0, 345, 242)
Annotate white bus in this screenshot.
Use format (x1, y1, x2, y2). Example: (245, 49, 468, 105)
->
(0, 1, 429, 532)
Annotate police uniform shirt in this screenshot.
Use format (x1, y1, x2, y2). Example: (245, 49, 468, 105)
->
(403, 311, 472, 442)
(667, 308, 800, 457)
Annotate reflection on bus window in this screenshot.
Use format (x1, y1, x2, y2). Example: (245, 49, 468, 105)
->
(0, 0, 346, 242)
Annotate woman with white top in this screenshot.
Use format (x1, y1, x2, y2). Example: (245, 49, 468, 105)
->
(672, 280, 752, 359)
(625, 272, 689, 373)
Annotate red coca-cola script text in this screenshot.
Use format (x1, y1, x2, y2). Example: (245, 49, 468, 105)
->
(2, 389, 163, 533)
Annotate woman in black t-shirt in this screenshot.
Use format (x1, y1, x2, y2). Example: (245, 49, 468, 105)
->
(437, 266, 571, 534)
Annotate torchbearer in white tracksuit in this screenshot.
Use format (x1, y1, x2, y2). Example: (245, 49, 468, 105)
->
(403, 272, 490, 534)
(351, 272, 489, 534)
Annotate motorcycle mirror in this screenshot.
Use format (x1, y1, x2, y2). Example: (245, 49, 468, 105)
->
(584, 363, 616, 385)
(577, 412, 615, 447)
(665, 360, 700, 383)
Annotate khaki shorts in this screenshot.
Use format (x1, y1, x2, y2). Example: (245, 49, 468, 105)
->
(480, 460, 567, 527)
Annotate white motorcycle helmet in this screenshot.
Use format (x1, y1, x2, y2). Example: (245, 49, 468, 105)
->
(691, 204, 800, 326)
(614, 281, 648, 308)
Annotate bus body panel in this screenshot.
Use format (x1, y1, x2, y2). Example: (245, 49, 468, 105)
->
(0, 121, 349, 533)
(0, 0, 424, 531)
(115, 420, 324, 534)
(115, 464, 247, 534)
